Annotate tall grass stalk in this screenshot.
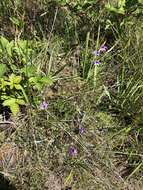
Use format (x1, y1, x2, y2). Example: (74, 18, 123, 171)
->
(93, 25, 100, 87)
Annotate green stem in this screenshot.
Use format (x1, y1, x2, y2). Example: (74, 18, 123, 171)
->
(83, 32, 90, 78)
(93, 65, 98, 87)
(93, 25, 100, 86)
(20, 86, 29, 104)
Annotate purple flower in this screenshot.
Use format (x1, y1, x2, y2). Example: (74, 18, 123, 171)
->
(79, 126, 85, 134)
(92, 50, 100, 56)
(92, 60, 101, 65)
(99, 45, 108, 52)
(69, 147, 77, 156)
(40, 101, 48, 110)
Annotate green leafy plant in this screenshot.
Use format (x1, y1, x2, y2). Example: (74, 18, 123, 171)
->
(3, 97, 25, 116)
(104, 0, 143, 34)
(105, 0, 143, 15)
(105, 0, 126, 14)
(0, 64, 7, 77)
(0, 73, 27, 115)
(0, 36, 55, 115)
(0, 36, 33, 67)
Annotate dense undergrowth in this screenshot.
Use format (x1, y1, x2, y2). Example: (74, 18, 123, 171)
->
(0, 0, 143, 189)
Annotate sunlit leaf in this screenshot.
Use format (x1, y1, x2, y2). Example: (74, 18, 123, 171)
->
(6, 40, 14, 57)
(14, 84, 22, 90)
(0, 36, 9, 49)
(138, 0, 143, 4)
(16, 99, 25, 105)
(10, 103, 20, 116)
(40, 76, 53, 85)
(3, 98, 15, 106)
(0, 64, 7, 77)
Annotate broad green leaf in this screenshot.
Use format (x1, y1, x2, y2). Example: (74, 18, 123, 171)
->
(29, 77, 38, 83)
(17, 40, 27, 50)
(10, 103, 20, 116)
(40, 76, 53, 85)
(8, 74, 22, 89)
(139, 0, 143, 4)
(118, 7, 125, 14)
(3, 98, 16, 106)
(1, 95, 8, 100)
(34, 83, 43, 90)
(0, 78, 8, 91)
(0, 36, 9, 49)
(3, 98, 21, 115)
(9, 74, 22, 84)
(6, 40, 14, 57)
(17, 40, 32, 55)
(118, 0, 126, 8)
(105, 3, 117, 12)
(22, 57, 26, 64)
(14, 84, 22, 90)
(29, 77, 42, 90)
(21, 65, 37, 76)
(105, 2, 125, 14)
(16, 99, 25, 105)
(0, 64, 7, 77)
(13, 46, 23, 56)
